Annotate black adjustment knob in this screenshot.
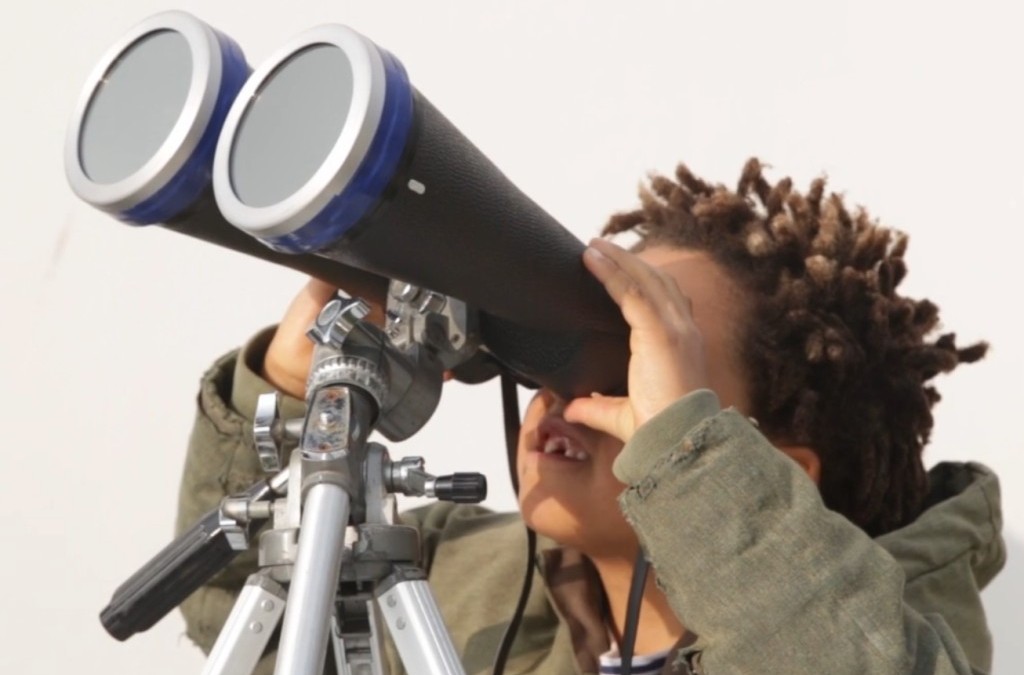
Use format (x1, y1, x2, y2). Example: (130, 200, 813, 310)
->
(434, 473, 487, 503)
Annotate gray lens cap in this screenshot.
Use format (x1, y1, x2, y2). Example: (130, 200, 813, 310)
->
(79, 30, 193, 185)
(229, 44, 355, 208)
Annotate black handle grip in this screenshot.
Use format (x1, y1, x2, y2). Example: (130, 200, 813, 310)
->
(100, 508, 242, 641)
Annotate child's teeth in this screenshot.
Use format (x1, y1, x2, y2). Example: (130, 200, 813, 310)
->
(543, 438, 565, 454)
(542, 436, 587, 460)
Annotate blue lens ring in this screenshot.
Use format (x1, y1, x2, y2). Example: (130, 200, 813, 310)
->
(121, 31, 250, 225)
(263, 48, 415, 254)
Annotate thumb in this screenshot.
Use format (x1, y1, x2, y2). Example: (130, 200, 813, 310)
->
(563, 394, 633, 443)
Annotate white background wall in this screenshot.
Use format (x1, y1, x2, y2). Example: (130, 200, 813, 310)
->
(1, 1, 1021, 672)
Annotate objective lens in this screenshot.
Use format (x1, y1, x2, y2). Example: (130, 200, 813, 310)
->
(213, 24, 409, 247)
(79, 30, 193, 185)
(65, 10, 249, 223)
(230, 45, 355, 208)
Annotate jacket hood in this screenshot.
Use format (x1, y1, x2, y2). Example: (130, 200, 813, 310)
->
(876, 461, 1005, 670)
(878, 461, 1005, 589)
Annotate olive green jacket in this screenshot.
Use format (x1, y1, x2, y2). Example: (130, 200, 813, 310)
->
(176, 333, 1004, 674)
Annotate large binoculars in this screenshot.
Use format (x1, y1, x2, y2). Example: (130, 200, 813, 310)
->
(65, 11, 628, 397)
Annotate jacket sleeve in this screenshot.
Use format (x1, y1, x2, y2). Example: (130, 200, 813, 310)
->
(613, 390, 989, 675)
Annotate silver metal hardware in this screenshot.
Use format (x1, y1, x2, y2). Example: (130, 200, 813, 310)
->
(384, 280, 478, 370)
(308, 297, 372, 350)
(254, 394, 282, 472)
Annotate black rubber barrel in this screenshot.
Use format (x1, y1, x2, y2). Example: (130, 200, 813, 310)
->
(321, 92, 629, 398)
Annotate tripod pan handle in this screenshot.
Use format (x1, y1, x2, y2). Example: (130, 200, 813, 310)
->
(99, 507, 241, 641)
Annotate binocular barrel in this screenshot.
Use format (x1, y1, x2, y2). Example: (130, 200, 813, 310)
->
(64, 11, 389, 307)
(212, 23, 629, 396)
(66, 12, 628, 398)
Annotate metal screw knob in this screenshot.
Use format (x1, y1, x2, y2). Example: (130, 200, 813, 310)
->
(254, 393, 282, 473)
(434, 473, 488, 503)
(390, 281, 422, 303)
(308, 296, 371, 348)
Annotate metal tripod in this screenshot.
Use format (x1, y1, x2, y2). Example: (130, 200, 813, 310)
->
(201, 287, 486, 675)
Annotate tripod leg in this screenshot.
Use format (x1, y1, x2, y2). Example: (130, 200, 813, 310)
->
(202, 574, 287, 675)
(275, 483, 351, 675)
(376, 569, 466, 675)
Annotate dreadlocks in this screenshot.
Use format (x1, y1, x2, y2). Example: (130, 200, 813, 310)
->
(604, 158, 987, 536)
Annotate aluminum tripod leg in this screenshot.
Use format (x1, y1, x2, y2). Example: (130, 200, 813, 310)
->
(275, 483, 352, 675)
(377, 570, 465, 675)
(202, 574, 287, 675)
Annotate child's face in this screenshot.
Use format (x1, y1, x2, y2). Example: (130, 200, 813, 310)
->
(516, 246, 752, 557)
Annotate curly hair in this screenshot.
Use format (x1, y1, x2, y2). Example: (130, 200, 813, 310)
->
(604, 159, 987, 536)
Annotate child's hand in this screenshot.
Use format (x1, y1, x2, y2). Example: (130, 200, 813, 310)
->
(564, 239, 711, 443)
(261, 278, 339, 399)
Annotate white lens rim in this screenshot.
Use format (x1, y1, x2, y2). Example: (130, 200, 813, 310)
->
(213, 25, 387, 239)
(64, 10, 223, 214)
(65, 11, 225, 215)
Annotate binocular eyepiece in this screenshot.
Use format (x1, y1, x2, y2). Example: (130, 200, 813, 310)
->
(65, 10, 628, 398)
